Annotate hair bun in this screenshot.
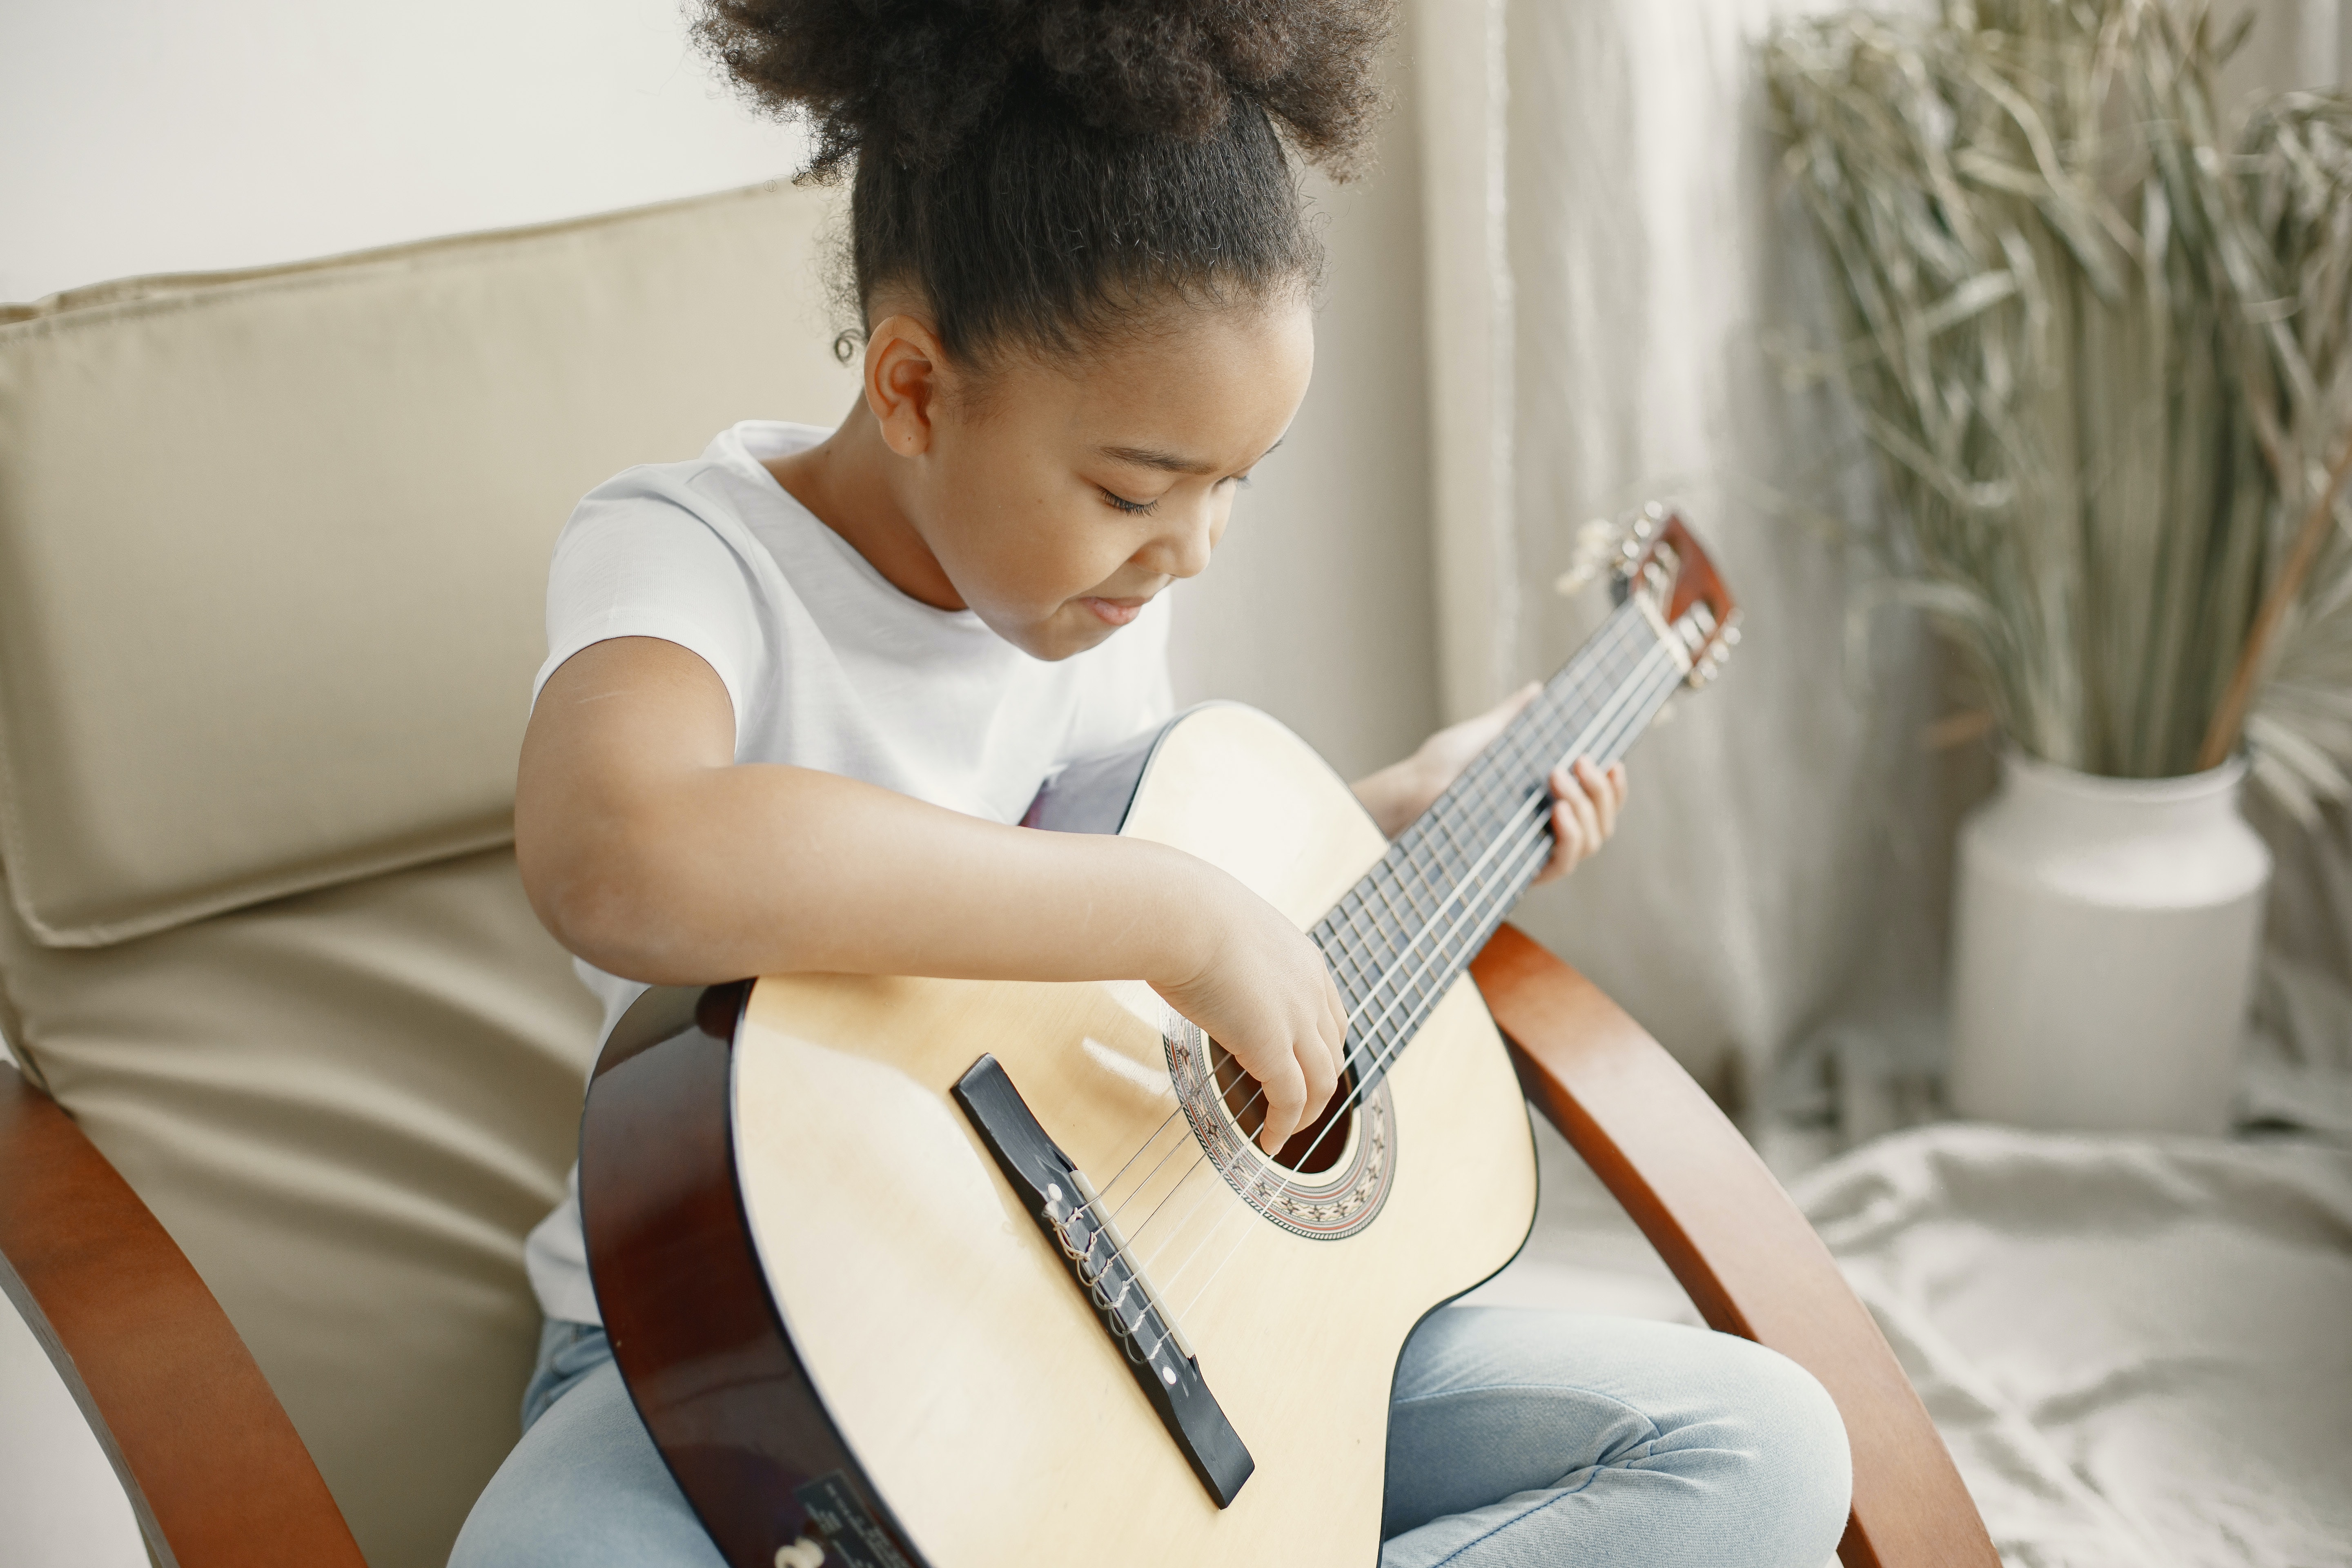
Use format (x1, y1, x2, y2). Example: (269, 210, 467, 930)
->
(698, 0, 1394, 180)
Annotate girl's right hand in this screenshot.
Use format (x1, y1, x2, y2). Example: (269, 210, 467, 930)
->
(1151, 866, 1345, 1155)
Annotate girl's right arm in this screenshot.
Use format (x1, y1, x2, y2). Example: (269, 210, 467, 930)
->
(515, 635, 1343, 1152)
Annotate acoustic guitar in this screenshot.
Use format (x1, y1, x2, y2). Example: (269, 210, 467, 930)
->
(580, 510, 1739, 1568)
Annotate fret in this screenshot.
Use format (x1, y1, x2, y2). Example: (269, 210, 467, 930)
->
(1344, 872, 1421, 1048)
(1399, 845, 1445, 924)
(1364, 867, 1413, 958)
(1337, 887, 1381, 956)
(1428, 806, 1481, 892)
(1327, 599, 1684, 1085)
(1327, 931, 1374, 1000)
(1363, 872, 1417, 984)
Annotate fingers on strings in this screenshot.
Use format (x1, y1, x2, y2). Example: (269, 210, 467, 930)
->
(1539, 758, 1627, 882)
(1258, 1054, 1309, 1154)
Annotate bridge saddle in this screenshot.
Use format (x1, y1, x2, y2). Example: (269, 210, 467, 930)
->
(953, 1054, 1255, 1508)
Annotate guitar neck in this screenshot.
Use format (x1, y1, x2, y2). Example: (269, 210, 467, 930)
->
(1311, 598, 1688, 1084)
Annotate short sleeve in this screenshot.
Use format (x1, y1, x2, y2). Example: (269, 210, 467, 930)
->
(532, 481, 770, 750)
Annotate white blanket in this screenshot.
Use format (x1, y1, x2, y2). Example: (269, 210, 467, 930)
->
(1793, 1125, 2352, 1568)
(1474, 1118, 2352, 1567)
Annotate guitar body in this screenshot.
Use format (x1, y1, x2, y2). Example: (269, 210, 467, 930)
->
(585, 704, 1538, 1568)
(583, 513, 1737, 1568)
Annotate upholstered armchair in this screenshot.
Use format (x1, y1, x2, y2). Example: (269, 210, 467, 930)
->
(0, 187, 1993, 1568)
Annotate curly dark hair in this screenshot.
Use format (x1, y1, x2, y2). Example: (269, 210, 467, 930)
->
(695, 0, 1395, 363)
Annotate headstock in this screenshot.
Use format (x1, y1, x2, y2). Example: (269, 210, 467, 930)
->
(1611, 504, 1741, 688)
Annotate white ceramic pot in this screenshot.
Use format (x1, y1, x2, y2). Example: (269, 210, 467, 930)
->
(1947, 751, 2272, 1135)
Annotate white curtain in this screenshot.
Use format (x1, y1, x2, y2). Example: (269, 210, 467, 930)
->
(1410, 0, 2352, 1127)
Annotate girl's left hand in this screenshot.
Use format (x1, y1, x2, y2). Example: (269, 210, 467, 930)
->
(1351, 683, 1630, 883)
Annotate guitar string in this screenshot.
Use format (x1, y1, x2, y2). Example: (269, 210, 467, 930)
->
(1137, 825, 1561, 1324)
(1089, 639, 1682, 1353)
(1100, 609, 1659, 1249)
(1299, 642, 1685, 1145)
(1115, 658, 1666, 1275)
(1110, 621, 1671, 1266)
(1095, 621, 1658, 1257)
(1157, 824, 1566, 1337)
(1263, 602, 1658, 1124)
(1132, 648, 1688, 1350)
(1145, 646, 1684, 1293)
(1123, 645, 1687, 1327)
(1320, 646, 1637, 1053)
(1105, 822, 1576, 1350)
(1067, 603, 1659, 1241)
(1071, 645, 1661, 1329)
(1150, 616, 1667, 1194)
(1312, 627, 1629, 1049)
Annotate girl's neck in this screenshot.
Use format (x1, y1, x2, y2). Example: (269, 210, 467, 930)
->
(766, 405, 965, 612)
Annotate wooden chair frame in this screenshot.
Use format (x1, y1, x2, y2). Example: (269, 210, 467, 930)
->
(0, 925, 1993, 1568)
(0, 1057, 368, 1568)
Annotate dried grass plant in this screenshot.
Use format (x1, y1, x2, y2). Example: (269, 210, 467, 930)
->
(1764, 0, 2352, 815)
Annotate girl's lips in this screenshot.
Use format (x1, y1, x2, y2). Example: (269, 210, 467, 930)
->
(1080, 596, 1146, 626)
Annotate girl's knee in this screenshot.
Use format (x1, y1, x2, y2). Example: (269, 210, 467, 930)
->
(450, 1363, 724, 1568)
(1715, 1340, 1853, 1564)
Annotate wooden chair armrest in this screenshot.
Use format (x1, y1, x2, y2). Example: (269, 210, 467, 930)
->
(0, 1061, 364, 1568)
(1470, 924, 1995, 1568)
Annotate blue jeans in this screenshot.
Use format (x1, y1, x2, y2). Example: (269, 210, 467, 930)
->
(452, 1307, 1850, 1568)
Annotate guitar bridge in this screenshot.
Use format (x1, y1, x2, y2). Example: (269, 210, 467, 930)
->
(952, 1055, 1254, 1507)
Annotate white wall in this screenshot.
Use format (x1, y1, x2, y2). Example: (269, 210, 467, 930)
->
(0, 1288, 147, 1568)
(0, 0, 808, 303)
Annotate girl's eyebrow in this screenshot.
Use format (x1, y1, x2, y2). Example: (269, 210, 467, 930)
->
(1098, 443, 1218, 475)
(1097, 437, 1285, 475)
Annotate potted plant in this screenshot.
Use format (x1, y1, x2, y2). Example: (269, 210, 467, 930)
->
(1764, 0, 2352, 1133)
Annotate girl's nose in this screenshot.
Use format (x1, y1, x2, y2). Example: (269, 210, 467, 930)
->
(1138, 501, 1218, 581)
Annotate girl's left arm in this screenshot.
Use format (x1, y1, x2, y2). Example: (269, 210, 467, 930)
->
(1350, 684, 1629, 883)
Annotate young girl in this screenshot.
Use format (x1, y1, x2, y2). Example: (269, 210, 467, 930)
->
(455, 3, 1852, 1564)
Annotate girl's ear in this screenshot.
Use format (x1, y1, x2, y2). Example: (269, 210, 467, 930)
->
(862, 313, 949, 457)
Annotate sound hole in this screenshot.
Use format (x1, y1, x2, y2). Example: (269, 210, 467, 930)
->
(1209, 1042, 1354, 1176)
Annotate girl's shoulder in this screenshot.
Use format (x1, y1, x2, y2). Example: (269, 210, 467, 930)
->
(556, 421, 861, 599)
(574, 420, 824, 526)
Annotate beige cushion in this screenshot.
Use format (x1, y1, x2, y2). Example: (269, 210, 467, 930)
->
(0, 184, 857, 947)
(0, 848, 600, 1568)
(0, 184, 862, 1568)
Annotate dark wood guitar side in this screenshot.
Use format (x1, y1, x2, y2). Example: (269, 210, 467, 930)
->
(579, 980, 927, 1568)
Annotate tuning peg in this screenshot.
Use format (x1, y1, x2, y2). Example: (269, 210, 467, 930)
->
(1723, 624, 1742, 647)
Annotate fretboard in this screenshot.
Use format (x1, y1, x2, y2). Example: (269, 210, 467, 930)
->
(1312, 599, 1685, 1086)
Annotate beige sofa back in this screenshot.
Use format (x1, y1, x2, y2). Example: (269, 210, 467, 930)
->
(0, 184, 858, 1568)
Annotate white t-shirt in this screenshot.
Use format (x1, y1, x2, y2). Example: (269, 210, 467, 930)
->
(521, 420, 1174, 1325)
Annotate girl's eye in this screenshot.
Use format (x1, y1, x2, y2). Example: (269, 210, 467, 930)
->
(1099, 487, 1160, 516)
